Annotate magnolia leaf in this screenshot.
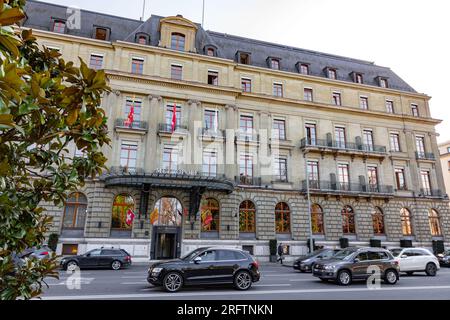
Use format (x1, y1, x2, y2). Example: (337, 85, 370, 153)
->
(0, 113, 14, 127)
(0, 7, 25, 26)
(66, 108, 78, 126)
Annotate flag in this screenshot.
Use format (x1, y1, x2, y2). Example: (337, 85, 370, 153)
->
(125, 209, 135, 226)
(150, 208, 159, 225)
(124, 101, 135, 127)
(203, 212, 213, 227)
(171, 103, 177, 133)
(213, 108, 218, 132)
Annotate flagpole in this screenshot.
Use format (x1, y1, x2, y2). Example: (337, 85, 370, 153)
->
(305, 152, 314, 254)
(141, 0, 146, 21)
(202, 0, 205, 28)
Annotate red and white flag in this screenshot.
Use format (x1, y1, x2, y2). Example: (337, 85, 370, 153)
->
(171, 103, 177, 133)
(125, 209, 135, 226)
(124, 103, 135, 127)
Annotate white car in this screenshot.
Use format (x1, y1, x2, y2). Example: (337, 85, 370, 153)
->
(390, 247, 440, 276)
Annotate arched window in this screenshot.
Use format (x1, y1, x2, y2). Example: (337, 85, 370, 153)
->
(400, 208, 413, 236)
(429, 209, 442, 236)
(372, 207, 385, 235)
(63, 192, 87, 229)
(239, 200, 255, 233)
(152, 197, 182, 226)
(275, 202, 290, 233)
(138, 35, 147, 45)
(171, 33, 185, 51)
(111, 194, 134, 230)
(201, 198, 220, 232)
(342, 205, 355, 234)
(311, 204, 324, 234)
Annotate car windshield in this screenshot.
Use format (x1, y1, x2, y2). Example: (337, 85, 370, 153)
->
(303, 249, 324, 259)
(390, 249, 403, 257)
(333, 249, 357, 260)
(181, 248, 205, 261)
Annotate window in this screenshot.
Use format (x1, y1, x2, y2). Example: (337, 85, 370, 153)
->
(299, 63, 309, 75)
(239, 200, 255, 233)
(273, 83, 283, 97)
(327, 68, 337, 79)
(379, 78, 388, 88)
(372, 207, 385, 235)
(89, 54, 104, 70)
(152, 197, 182, 226)
(124, 98, 142, 126)
(305, 123, 317, 145)
(332, 92, 342, 106)
(241, 78, 252, 92)
(111, 194, 134, 230)
(204, 109, 219, 130)
(239, 154, 253, 180)
(62, 244, 78, 256)
(120, 141, 138, 170)
(395, 168, 407, 190)
(386, 100, 394, 113)
(400, 208, 413, 236)
(52, 20, 66, 33)
(162, 147, 178, 171)
(411, 104, 419, 117)
(447, 147, 450, 153)
(304, 88, 313, 101)
(390, 133, 400, 152)
(94, 27, 108, 40)
(206, 48, 215, 56)
(239, 52, 250, 64)
(171, 33, 185, 51)
(363, 129, 374, 151)
(207, 70, 218, 85)
(307, 160, 319, 188)
(360, 96, 369, 110)
(62, 192, 87, 229)
(355, 73, 363, 84)
(273, 157, 288, 182)
(337, 163, 350, 191)
(137, 35, 147, 45)
(335, 127, 346, 148)
(201, 198, 220, 232)
(272, 119, 286, 140)
(202, 150, 217, 177)
(429, 209, 442, 236)
(275, 202, 290, 233)
(342, 205, 355, 234)
(165, 104, 181, 127)
(367, 166, 378, 191)
(311, 204, 324, 234)
(240, 115, 253, 137)
(416, 136, 425, 157)
(270, 59, 280, 70)
(420, 170, 431, 195)
(131, 58, 144, 74)
(171, 65, 183, 80)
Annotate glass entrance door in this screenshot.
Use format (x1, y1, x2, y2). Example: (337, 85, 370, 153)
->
(156, 233, 176, 259)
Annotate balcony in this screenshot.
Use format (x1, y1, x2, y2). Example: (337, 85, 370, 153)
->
(419, 188, 447, 198)
(198, 127, 225, 141)
(235, 131, 260, 146)
(301, 180, 394, 197)
(158, 123, 189, 137)
(235, 175, 262, 186)
(114, 119, 148, 134)
(300, 137, 387, 159)
(415, 152, 436, 161)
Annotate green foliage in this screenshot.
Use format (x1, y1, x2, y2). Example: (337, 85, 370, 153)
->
(269, 239, 277, 255)
(47, 233, 59, 252)
(0, 0, 110, 300)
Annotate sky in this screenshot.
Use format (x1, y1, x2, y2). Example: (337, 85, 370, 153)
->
(37, 0, 450, 143)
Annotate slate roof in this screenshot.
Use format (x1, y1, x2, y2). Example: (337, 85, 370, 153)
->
(23, 0, 416, 93)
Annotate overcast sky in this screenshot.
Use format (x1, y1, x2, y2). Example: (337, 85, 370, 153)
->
(38, 0, 450, 143)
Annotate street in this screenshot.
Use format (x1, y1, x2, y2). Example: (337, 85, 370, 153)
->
(40, 263, 450, 300)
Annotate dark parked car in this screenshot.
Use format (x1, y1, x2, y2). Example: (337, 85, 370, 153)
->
(147, 247, 260, 292)
(60, 248, 131, 271)
(437, 250, 450, 267)
(312, 247, 400, 286)
(293, 249, 340, 272)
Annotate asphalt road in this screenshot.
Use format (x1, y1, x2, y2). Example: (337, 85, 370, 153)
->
(39, 263, 450, 300)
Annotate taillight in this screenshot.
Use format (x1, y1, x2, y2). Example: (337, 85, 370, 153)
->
(252, 260, 259, 269)
(125, 256, 131, 261)
(41, 252, 49, 256)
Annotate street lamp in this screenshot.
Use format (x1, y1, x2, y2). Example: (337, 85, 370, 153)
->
(304, 152, 314, 253)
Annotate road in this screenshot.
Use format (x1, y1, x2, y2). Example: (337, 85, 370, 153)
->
(40, 263, 450, 300)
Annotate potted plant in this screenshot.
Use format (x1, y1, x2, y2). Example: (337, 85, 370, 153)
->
(269, 239, 277, 262)
(47, 233, 59, 252)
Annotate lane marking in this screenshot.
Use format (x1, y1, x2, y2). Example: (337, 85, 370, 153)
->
(253, 284, 291, 287)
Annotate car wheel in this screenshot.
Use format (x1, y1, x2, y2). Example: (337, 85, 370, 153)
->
(384, 269, 399, 285)
(163, 272, 184, 293)
(336, 270, 352, 286)
(406, 271, 414, 276)
(425, 263, 437, 276)
(66, 261, 78, 271)
(111, 260, 122, 270)
(234, 270, 252, 291)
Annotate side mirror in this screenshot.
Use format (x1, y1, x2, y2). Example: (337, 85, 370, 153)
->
(401, 255, 408, 259)
(85, 253, 91, 257)
(353, 258, 360, 263)
(193, 257, 202, 264)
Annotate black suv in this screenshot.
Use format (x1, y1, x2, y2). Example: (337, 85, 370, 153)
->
(147, 247, 260, 292)
(313, 247, 400, 286)
(60, 248, 132, 271)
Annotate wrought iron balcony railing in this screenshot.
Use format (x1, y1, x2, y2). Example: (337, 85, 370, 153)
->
(235, 131, 260, 143)
(301, 180, 394, 194)
(198, 127, 225, 138)
(415, 151, 436, 161)
(158, 123, 189, 133)
(235, 175, 262, 186)
(300, 138, 387, 154)
(420, 188, 444, 197)
(115, 119, 148, 130)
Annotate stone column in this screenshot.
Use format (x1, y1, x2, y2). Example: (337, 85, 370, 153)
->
(405, 130, 420, 193)
(145, 94, 162, 173)
(187, 100, 201, 173)
(225, 104, 237, 180)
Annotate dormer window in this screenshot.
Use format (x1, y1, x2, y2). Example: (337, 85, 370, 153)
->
(296, 62, 310, 75)
(237, 51, 251, 65)
(377, 76, 389, 88)
(351, 72, 364, 84)
(52, 19, 66, 33)
(268, 57, 281, 70)
(171, 33, 185, 51)
(325, 67, 337, 79)
(135, 33, 149, 45)
(94, 27, 109, 41)
(207, 48, 215, 56)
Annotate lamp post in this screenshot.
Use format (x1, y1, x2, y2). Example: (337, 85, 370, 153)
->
(304, 152, 314, 253)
